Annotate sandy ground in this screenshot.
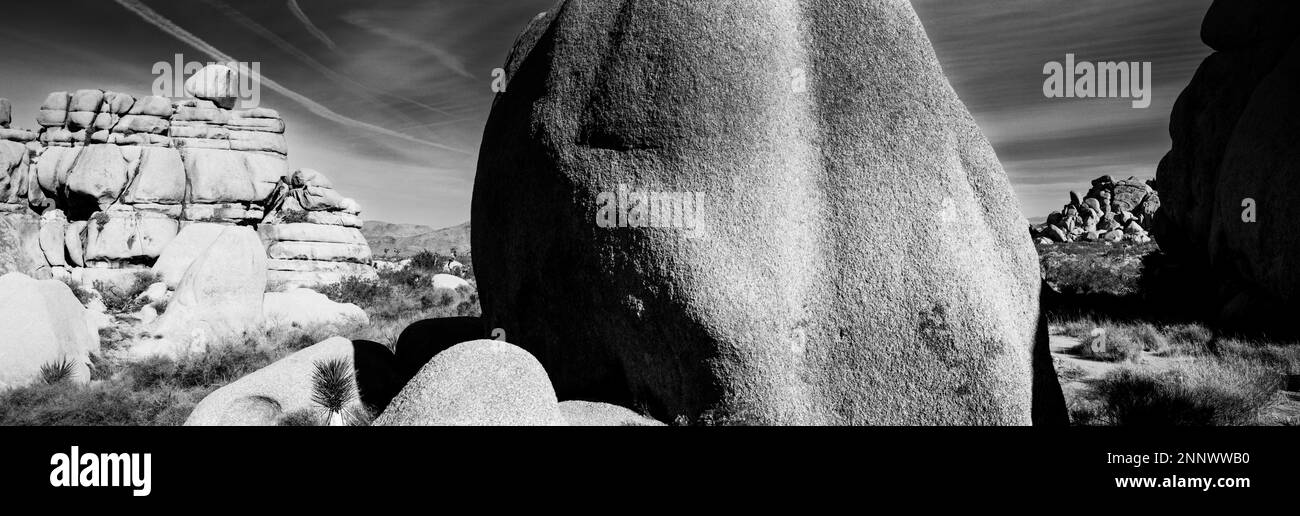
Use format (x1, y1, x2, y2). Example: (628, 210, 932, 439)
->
(1048, 326, 1299, 425)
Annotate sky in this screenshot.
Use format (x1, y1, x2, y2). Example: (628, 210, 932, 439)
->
(0, 0, 1214, 227)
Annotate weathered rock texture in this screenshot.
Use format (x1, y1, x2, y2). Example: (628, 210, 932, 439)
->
(0, 66, 375, 286)
(261, 169, 374, 288)
(1153, 0, 1300, 329)
(375, 340, 566, 426)
(473, 0, 1065, 425)
(0, 272, 99, 388)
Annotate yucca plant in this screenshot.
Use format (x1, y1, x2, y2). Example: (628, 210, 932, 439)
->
(310, 358, 357, 426)
(39, 358, 78, 385)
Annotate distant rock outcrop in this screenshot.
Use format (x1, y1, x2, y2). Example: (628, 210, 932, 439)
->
(0, 65, 377, 287)
(474, 1, 1064, 425)
(1154, 0, 1300, 328)
(1031, 175, 1159, 245)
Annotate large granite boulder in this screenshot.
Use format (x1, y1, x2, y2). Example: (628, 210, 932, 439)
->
(375, 340, 566, 426)
(393, 317, 487, 379)
(185, 337, 370, 425)
(263, 288, 369, 328)
(134, 226, 267, 357)
(472, 0, 1063, 425)
(1154, 0, 1300, 329)
(0, 272, 99, 388)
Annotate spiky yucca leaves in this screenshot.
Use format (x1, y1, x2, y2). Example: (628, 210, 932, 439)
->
(39, 358, 77, 385)
(310, 358, 357, 425)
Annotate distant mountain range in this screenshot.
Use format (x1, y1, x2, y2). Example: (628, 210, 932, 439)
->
(362, 220, 471, 260)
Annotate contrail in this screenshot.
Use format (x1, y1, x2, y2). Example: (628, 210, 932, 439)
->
(286, 0, 337, 50)
(201, 0, 458, 120)
(111, 0, 470, 155)
(344, 14, 474, 79)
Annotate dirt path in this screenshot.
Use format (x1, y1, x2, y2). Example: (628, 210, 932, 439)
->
(1050, 326, 1299, 425)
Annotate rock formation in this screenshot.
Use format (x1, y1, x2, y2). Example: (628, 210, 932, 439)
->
(1154, 0, 1300, 328)
(0, 65, 376, 287)
(185, 337, 369, 426)
(1031, 175, 1159, 245)
(473, 0, 1065, 425)
(132, 226, 267, 358)
(375, 340, 567, 426)
(260, 169, 375, 288)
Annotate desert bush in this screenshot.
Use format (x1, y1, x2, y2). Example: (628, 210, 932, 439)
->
(1089, 358, 1282, 426)
(39, 358, 77, 385)
(1076, 328, 1143, 363)
(0, 382, 200, 426)
(122, 343, 278, 391)
(95, 271, 162, 314)
(318, 275, 393, 308)
(279, 210, 309, 223)
(409, 249, 444, 271)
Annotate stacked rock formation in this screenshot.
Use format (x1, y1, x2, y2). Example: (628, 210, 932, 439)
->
(260, 169, 375, 287)
(0, 65, 376, 287)
(1031, 175, 1160, 245)
(1154, 0, 1300, 328)
(474, 0, 1065, 425)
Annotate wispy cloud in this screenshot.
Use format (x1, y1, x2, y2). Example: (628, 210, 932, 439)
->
(286, 0, 337, 51)
(110, 0, 471, 155)
(342, 12, 474, 79)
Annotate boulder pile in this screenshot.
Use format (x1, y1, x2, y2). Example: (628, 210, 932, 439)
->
(0, 65, 376, 286)
(259, 169, 375, 288)
(1031, 175, 1160, 245)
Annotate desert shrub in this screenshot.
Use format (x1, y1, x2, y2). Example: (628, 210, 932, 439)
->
(1089, 358, 1282, 426)
(1038, 242, 1155, 297)
(94, 271, 162, 314)
(1054, 317, 1103, 339)
(409, 249, 444, 271)
(88, 352, 115, 382)
(39, 358, 78, 385)
(1160, 323, 1215, 356)
(122, 343, 278, 391)
(279, 210, 309, 223)
(1076, 329, 1144, 363)
(1053, 357, 1088, 383)
(318, 275, 393, 308)
(0, 382, 200, 426)
(98, 325, 134, 351)
(379, 267, 427, 290)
